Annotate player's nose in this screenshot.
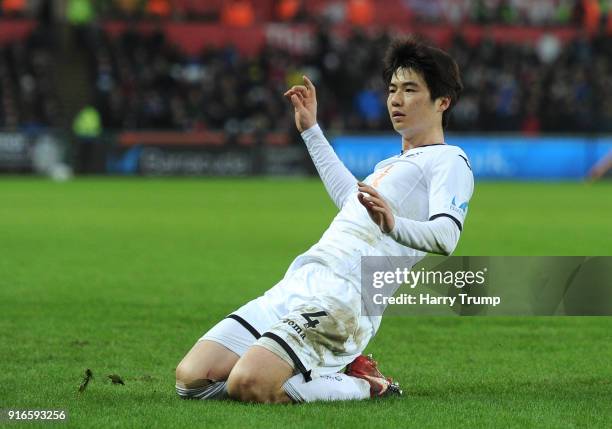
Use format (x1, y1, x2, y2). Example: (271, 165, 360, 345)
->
(389, 92, 402, 107)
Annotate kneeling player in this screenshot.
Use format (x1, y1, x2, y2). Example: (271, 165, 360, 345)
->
(175, 37, 473, 403)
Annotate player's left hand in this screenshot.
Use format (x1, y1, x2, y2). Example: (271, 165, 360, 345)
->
(357, 182, 395, 234)
(283, 75, 317, 133)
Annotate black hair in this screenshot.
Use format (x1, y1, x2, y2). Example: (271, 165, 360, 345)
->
(382, 37, 463, 128)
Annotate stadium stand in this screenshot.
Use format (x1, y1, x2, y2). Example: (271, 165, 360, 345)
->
(0, 24, 59, 130)
(0, 0, 611, 134)
(82, 21, 612, 133)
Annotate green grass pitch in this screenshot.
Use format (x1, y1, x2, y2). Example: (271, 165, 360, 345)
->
(1, 178, 611, 428)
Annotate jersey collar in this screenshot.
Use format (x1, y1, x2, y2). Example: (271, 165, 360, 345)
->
(400, 143, 446, 155)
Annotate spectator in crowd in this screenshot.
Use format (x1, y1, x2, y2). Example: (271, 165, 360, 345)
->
(347, 0, 374, 26)
(1, 0, 26, 17)
(274, 0, 306, 22)
(146, 0, 170, 18)
(221, 0, 255, 27)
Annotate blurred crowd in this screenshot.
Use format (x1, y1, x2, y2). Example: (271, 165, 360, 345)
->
(406, 0, 606, 26)
(1, 0, 612, 134)
(84, 25, 612, 134)
(0, 28, 60, 130)
(85, 26, 389, 134)
(1, 0, 611, 27)
(449, 31, 612, 133)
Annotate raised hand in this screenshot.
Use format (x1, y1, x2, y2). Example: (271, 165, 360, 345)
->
(283, 75, 317, 132)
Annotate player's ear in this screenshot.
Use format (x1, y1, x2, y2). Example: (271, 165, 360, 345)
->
(437, 96, 451, 113)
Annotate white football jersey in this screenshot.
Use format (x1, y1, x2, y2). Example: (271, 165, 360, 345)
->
(203, 132, 475, 373)
(287, 143, 474, 285)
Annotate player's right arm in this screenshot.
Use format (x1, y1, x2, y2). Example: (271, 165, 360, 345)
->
(285, 76, 357, 210)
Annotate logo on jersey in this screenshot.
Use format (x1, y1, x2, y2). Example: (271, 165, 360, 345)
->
(281, 319, 307, 341)
(280, 311, 328, 342)
(450, 196, 469, 215)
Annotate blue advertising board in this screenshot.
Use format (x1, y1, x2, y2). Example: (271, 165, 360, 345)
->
(331, 135, 612, 180)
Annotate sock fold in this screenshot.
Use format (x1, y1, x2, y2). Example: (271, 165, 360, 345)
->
(176, 381, 228, 400)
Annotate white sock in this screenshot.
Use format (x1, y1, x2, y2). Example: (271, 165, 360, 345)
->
(283, 373, 370, 402)
(176, 381, 228, 400)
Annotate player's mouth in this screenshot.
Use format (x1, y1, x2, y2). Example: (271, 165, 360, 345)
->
(391, 111, 406, 120)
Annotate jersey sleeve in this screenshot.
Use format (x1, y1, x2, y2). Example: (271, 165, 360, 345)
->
(388, 215, 460, 256)
(427, 150, 474, 231)
(301, 124, 358, 210)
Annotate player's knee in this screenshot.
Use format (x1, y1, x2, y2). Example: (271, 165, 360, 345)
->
(175, 361, 207, 389)
(226, 369, 282, 403)
(226, 369, 259, 402)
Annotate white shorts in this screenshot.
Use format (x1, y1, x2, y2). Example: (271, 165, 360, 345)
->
(200, 262, 374, 379)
